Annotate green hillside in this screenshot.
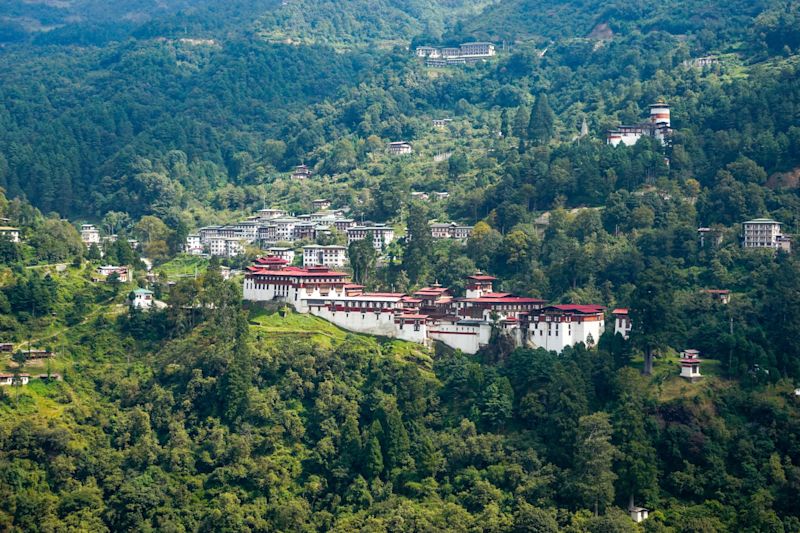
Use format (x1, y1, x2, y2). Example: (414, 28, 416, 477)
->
(0, 0, 800, 530)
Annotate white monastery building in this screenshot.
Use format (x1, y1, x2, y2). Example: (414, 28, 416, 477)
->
(742, 218, 791, 252)
(679, 349, 703, 381)
(243, 262, 605, 355)
(607, 102, 672, 146)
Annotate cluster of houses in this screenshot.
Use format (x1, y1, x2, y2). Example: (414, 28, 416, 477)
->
(186, 200, 477, 258)
(243, 258, 610, 354)
(80, 224, 139, 251)
(607, 102, 672, 147)
(416, 42, 497, 67)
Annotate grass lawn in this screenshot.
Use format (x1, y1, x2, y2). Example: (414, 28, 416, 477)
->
(155, 255, 209, 281)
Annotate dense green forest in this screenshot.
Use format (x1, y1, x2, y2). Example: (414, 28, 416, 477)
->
(1, 0, 800, 531)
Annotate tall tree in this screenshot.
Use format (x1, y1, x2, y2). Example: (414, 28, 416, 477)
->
(528, 94, 555, 144)
(348, 233, 377, 286)
(630, 262, 680, 374)
(403, 203, 433, 286)
(571, 412, 617, 516)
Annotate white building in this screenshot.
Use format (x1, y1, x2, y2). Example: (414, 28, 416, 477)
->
(303, 245, 348, 267)
(208, 236, 245, 257)
(430, 222, 473, 240)
(387, 142, 413, 155)
(185, 234, 203, 255)
(629, 507, 649, 523)
(612, 308, 632, 339)
(743, 218, 791, 252)
(459, 42, 496, 58)
(0, 226, 20, 243)
(607, 102, 672, 146)
(680, 349, 703, 380)
(81, 224, 101, 245)
(346, 225, 395, 250)
(521, 305, 606, 353)
(130, 288, 154, 310)
(266, 247, 295, 263)
(0, 373, 29, 386)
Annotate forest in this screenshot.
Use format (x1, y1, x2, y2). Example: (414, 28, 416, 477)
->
(1, 0, 800, 531)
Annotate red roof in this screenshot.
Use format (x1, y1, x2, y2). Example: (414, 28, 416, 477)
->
(395, 314, 429, 320)
(461, 296, 546, 304)
(344, 283, 365, 289)
(359, 292, 405, 298)
(248, 266, 348, 278)
(483, 292, 511, 297)
(545, 304, 606, 314)
(468, 275, 497, 281)
(701, 289, 730, 294)
(612, 308, 629, 315)
(255, 256, 288, 265)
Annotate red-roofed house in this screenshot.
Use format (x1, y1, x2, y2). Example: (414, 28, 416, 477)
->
(465, 273, 497, 298)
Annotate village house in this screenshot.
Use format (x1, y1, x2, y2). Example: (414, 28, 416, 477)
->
(432, 118, 452, 128)
(0, 226, 20, 243)
(130, 288, 154, 310)
(346, 225, 395, 250)
(430, 222, 473, 240)
(612, 308, 632, 339)
(607, 102, 671, 146)
(629, 507, 649, 523)
(701, 289, 731, 305)
(697, 227, 724, 248)
(0, 343, 14, 352)
(0, 373, 30, 386)
(81, 224, 101, 245)
(387, 142, 413, 155)
(742, 218, 791, 252)
(94, 265, 130, 283)
(256, 208, 288, 220)
(312, 199, 331, 211)
(303, 245, 348, 267)
(291, 164, 311, 180)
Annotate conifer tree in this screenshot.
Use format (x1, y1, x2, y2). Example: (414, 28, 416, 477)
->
(528, 94, 555, 144)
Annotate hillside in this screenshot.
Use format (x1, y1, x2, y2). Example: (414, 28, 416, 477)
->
(1, 0, 800, 530)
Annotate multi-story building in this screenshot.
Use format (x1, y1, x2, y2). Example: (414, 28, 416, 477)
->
(459, 42, 496, 58)
(303, 245, 348, 267)
(130, 288, 155, 310)
(81, 224, 101, 245)
(291, 164, 311, 180)
(312, 199, 331, 211)
(430, 222, 473, 240)
(185, 234, 203, 255)
(607, 102, 672, 146)
(346, 225, 395, 250)
(387, 142, 413, 155)
(743, 218, 791, 252)
(521, 304, 606, 352)
(208, 236, 245, 257)
(266, 247, 295, 264)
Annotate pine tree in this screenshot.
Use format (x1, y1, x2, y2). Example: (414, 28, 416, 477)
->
(513, 106, 530, 139)
(571, 412, 617, 515)
(379, 397, 410, 473)
(403, 203, 433, 285)
(528, 94, 555, 144)
(364, 421, 384, 480)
